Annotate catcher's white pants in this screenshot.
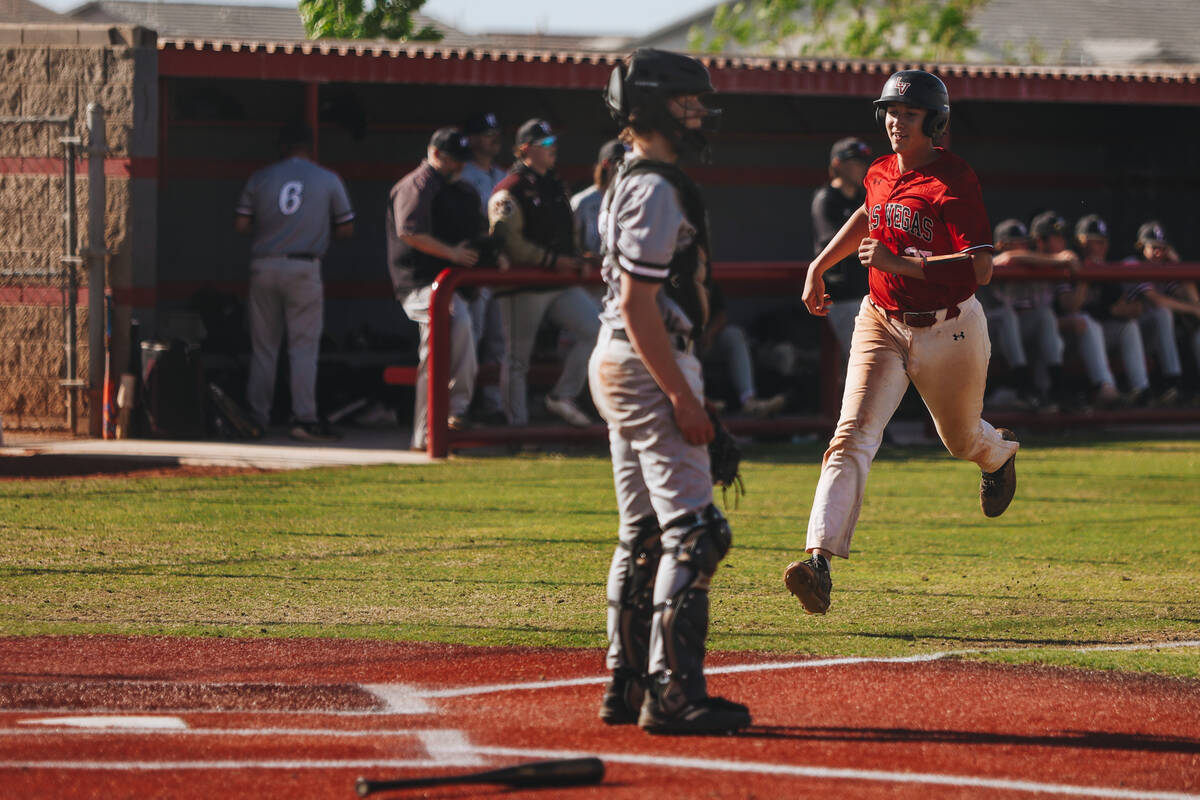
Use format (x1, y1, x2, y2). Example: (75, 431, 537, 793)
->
(806, 295, 1018, 558)
(590, 326, 713, 673)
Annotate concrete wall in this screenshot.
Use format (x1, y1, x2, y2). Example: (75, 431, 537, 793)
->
(0, 23, 156, 430)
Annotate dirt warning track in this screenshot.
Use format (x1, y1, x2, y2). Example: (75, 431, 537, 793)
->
(0, 636, 1197, 799)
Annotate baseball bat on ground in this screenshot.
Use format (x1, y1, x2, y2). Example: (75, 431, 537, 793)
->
(354, 757, 604, 796)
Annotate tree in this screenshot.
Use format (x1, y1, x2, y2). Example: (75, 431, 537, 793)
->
(689, 0, 987, 63)
(298, 0, 444, 41)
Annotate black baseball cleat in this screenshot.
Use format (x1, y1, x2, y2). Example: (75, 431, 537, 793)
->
(783, 555, 832, 615)
(598, 670, 643, 726)
(980, 427, 1018, 518)
(638, 690, 751, 735)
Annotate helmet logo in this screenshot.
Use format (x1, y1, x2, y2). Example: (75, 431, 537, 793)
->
(896, 80, 910, 95)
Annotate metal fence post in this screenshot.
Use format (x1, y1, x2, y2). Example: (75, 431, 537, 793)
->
(86, 103, 107, 438)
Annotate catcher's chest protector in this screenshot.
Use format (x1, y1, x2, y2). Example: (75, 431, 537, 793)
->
(617, 158, 714, 340)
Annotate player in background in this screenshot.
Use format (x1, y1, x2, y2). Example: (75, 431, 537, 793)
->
(1125, 221, 1199, 406)
(1059, 214, 1152, 406)
(590, 48, 751, 735)
(980, 220, 1042, 411)
(572, 138, 628, 259)
(459, 111, 509, 425)
(784, 70, 1019, 616)
(991, 211, 1074, 412)
(235, 121, 354, 442)
(811, 137, 872, 361)
(1033, 212, 1123, 409)
(489, 118, 602, 428)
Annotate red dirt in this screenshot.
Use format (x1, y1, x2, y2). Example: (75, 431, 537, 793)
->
(0, 636, 1197, 799)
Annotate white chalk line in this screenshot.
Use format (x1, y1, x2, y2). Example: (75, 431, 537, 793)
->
(0, 759, 480, 770)
(0, 743, 1194, 800)
(412, 639, 1200, 699)
(3, 640, 1194, 710)
(0, 726, 440, 738)
(456, 745, 1200, 800)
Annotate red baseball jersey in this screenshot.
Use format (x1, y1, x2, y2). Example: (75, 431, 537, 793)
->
(864, 148, 993, 311)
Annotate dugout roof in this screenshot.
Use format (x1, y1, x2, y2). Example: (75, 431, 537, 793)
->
(156, 38, 1200, 107)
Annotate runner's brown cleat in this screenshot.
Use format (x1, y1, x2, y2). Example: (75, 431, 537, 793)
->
(783, 556, 832, 615)
(980, 428, 1018, 518)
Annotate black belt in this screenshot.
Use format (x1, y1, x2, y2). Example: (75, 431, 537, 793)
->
(285, 252, 319, 261)
(610, 327, 693, 353)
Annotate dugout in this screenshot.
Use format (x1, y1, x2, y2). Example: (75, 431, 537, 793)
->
(149, 43, 1200, 426)
(5, 24, 1200, 433)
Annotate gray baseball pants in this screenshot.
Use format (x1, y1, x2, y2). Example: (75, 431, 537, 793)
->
(498, 287, 601, 425)
(589, 327, 713, 675)
(402, 286, 477, 450)
(1139, 305, 1183, 377)
(247, 256, 324, 427)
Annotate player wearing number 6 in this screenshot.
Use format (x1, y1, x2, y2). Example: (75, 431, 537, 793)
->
(784, 70, 1019, 616)
(235, 121, 355, 441)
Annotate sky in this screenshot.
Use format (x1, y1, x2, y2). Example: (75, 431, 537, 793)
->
(34, 0, 719, 36)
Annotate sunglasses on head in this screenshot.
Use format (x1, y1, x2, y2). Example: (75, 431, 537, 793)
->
(535, 135, 557, 147)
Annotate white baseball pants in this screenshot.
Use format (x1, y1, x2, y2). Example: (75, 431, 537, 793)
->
(806, 296, 1019, 558)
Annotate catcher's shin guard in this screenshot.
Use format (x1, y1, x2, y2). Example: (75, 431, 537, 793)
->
(639, 505, 749, 734)
(603, 517, 663, 724)
(605, 517, 662, 666)
(653, 504, 731, 701)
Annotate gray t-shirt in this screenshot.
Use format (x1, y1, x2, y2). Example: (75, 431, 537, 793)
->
(571, 184, 603, 256)
(459, 161, 507, 215)
(236, 156, 355, 259)
(598, 169, 698, 339)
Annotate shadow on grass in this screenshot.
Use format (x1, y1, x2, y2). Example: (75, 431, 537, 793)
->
(740, 725, 1200, 754)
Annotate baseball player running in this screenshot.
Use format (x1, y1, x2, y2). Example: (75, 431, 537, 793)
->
(590, 48, 751, 735)
(784, 70, 1019, 615)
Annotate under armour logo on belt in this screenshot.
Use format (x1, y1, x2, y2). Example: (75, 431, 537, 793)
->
(953, 331, 965, 341)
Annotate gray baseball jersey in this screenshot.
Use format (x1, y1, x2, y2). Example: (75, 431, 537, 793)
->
(236, 156, 355, 259)
(459, 161, 507, 215)
(571, 184, 603, 256)
(597, 172, 698, 339)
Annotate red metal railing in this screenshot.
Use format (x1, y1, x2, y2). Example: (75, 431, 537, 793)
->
(423, 260, 1200, 458)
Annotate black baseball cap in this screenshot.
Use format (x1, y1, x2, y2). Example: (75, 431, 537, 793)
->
(1136, 220, 1170, 247)
(463, 112, 499, 135)
(516, 118, 557, 148)
(1075, 214, 1109, 240)
(598, 138, 627, 166)
(993, 218, 1030, 244)
(830, 137, 871, 164)
(1030, 211, 1067, 238)
(278, 120, 313, 151)
(429, 126, 472, 161)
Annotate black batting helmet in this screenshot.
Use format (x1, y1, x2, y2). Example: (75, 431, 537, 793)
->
(604, 48, 721, 158)
(873, 70, 950, 139)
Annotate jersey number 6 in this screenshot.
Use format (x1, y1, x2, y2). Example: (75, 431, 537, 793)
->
(278, 181, 304, 215)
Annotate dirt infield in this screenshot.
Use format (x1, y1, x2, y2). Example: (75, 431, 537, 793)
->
(1, 636, 1198, 799)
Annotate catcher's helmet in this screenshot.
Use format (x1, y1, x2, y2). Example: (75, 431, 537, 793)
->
(873, 70, 950, 139)
(604, 48, 721, 158)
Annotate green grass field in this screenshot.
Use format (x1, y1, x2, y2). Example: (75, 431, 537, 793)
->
(2, 435, 1197, 677)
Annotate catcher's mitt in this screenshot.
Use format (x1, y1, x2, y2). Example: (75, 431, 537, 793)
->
(707, 409, 745, 508)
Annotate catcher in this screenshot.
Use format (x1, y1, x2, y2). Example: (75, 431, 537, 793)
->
(587, 48, 751, 735)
